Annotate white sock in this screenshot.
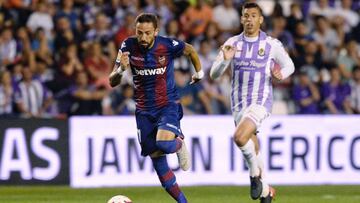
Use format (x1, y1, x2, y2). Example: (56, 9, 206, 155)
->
(257, 152, 270, 197)
(239, 139, 260, 177)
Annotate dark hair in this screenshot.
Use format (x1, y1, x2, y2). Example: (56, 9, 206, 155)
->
(135, 13, 158, 29)
(353, 65, 360, 73)
(242, 2, 263, 16)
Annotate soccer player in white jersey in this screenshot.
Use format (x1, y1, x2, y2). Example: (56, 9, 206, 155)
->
(210, 2, 295, 203)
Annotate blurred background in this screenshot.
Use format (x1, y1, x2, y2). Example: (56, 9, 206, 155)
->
(1, 0, 360, 118)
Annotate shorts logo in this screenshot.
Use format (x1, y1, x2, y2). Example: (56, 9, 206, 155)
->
(166, 123, 178, 130)
(158, 56, 166, 65)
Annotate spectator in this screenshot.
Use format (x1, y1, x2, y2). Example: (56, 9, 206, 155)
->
(114, 12, 135, 47)
(0, 28, 17, 68)
(292, 71, 321, 114)
(55, 43, 83, 92)
(86, 12, 112, 43)
(102, 83, 135, 115)
(55, 0, 81, 31)
(334, 0, 359, 34)
(54, 16, 84, 53)
(15, 67, 53, 118)
(180, 0, 213, 40)
(0, 70, 16, 117)
(144, 0, 173, 28)
(82, 0, 105, 29)
(295, 40, 323, 83)
(321, 66, 353, 114)
(337, 40, 360, 80)
(15, 27, 36, 71)
(212, 0, 240, 35)
(33, 58, 54, 84)
(68, 71, 107, 115)
(85, 12, 116, 59)
(312, 15, 341, 63)
(197, 39, 217, 73)
(203, 70, 229, 114)
(0, 0, 12, 29)
(269, 16, 294, 53)
(175, 69, 212, 114)
(309, 0, 337, 19)
(293, 21, 313, 56)
(31, 28, 54, 67)
(286, 2, 304, 35)
(83, 42, 111, 89)
(26, 1, 54, 39)
(165, 19, 181, 38)
(350, 66, 360, 113)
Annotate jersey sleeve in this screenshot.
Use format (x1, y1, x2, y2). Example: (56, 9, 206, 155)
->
(271, 38, 295, 79)
(168, 38, 185, 58)
(209, 36, 237, 79)
(119, 38, 131, 53)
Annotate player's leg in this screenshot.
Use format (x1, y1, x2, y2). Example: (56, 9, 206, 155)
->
(253, 134, 276, 202)
(155, 129, 182, 154)
(234, 119, 260, 177)
(233, 104, 270, 200)
(157, 102, 190, 171)
(150, 153, 188, 203)
(135, 110, 188, 203)
(234, 118, 263, 199)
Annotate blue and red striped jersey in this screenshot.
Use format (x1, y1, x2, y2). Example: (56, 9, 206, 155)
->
(120, 35, 185, 109)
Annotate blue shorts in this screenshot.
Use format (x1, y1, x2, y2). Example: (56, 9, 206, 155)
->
(135, 102, 184, 156)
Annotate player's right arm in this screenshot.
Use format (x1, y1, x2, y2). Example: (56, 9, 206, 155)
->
(109, 41, 130, 87)
(210, 37, 237, 80)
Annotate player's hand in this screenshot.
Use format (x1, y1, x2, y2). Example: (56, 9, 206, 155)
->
(221, 45, 236, 60)
(271, 66, 283, 81)
(190, 70, 204, 85)
(120, 51, 130, 70)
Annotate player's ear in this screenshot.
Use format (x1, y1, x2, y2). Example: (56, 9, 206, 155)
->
(154, 28, 159, 36)
(259, 16, 264, 24)
(240, 15, 245, 25)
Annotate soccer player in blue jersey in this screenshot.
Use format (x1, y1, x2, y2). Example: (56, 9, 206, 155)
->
(109, 13, 204, 203)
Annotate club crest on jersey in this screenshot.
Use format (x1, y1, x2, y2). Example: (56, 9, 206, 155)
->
(158, 56, 166, 65)
(258, 48, 265, 56)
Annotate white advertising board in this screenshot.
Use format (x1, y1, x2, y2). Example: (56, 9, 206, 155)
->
(70, 116, 360, 187)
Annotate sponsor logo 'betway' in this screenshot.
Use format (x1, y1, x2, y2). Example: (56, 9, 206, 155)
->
(135, 66, 167, 76)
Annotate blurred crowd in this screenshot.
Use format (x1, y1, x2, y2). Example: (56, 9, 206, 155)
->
(0, 0, 360, 118)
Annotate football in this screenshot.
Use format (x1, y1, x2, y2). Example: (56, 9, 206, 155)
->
(107, 195, 132, 203)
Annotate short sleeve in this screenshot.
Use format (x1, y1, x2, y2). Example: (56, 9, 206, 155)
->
(119, 38, 131, 53)
(168, 38, 185, 58)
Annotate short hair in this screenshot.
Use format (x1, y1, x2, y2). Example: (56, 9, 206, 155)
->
(353, 65, 360, 73)
(242, 2, 263, 16)
(135, 13, 158, 29)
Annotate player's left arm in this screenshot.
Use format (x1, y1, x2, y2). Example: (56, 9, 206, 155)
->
(183, 43, 204, 84)
(272, 39, 295, 81)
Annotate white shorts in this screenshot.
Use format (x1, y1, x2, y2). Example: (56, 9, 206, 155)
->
(232, 104, 270, 129)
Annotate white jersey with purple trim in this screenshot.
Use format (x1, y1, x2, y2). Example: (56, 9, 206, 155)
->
(211, 31, 295, 113)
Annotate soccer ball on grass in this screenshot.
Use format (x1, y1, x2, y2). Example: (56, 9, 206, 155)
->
(107, 195, 132, 203)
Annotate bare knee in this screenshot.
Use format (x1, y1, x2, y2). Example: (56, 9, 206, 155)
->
(234, 131, 249, 147)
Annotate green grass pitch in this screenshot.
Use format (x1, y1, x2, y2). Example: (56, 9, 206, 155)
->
(1, 185, 360, 203)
